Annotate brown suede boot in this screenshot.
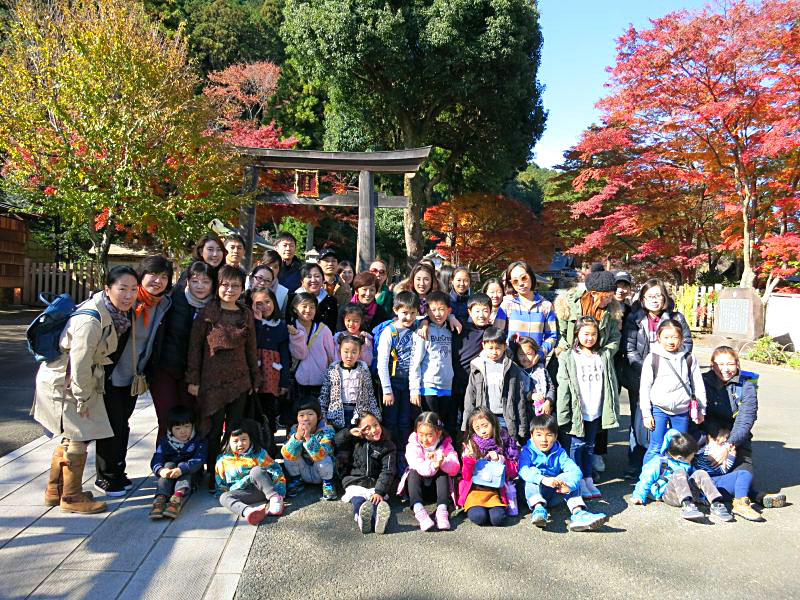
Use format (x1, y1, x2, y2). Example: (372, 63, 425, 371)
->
(60, 453, 107, 514)
(44, 444, 67, 507)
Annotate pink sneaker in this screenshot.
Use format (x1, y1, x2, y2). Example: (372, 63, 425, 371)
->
(244, 505, 266, 526)
(435, 505, 450, 530)
(414, 505, 435, 531)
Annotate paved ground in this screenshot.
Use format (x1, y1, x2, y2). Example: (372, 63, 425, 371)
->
(238, 350, 800, 600)
(0, 394, 256, 600)
(0, 309, 44, 457)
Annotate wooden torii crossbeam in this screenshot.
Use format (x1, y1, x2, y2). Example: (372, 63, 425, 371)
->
(235, 146, 432, 271)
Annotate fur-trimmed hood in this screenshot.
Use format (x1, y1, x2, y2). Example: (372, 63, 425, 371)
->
(554, 288, 624, 324)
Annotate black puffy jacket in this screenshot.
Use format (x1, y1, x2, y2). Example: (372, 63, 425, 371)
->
(334, 428, 396, 496)
(622, 299, 692, 388)
(147, 285, 202, 376)
(702, 370, 758, 451)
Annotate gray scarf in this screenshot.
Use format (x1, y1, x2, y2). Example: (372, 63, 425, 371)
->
(185, 285, 212, 310)
(102, 291, 131, 336)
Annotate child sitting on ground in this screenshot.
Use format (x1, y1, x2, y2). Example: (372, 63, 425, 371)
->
(333, 303, 374, 364)
(513, 337, 554, 417)
(319, 335, 380, 430)
(632, 428, 733, 522)
(458, 408, 519, 526)
(518, 413, 608, 531)
(397, 411, 460, 532)
(335, 411, 396, 535)
(693, 420, 762, 521)
(281, 402, 337, 501)
(216, 419, 286, 526)
(149, 407, 208, 520)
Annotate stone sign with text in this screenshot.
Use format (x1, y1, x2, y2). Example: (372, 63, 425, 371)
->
(712, 287, 764, 341)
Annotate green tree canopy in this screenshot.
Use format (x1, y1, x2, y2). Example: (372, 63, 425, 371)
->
(282, 0, 547, 263)
(0, 0, 240, 275)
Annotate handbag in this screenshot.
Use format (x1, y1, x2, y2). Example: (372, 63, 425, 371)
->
(662, 355, 699, 420)
(472, 459, 506, 489)
(129, 319, 149, 396)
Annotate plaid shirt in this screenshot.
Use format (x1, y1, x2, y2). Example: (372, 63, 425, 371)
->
(497, 294, 558, 359)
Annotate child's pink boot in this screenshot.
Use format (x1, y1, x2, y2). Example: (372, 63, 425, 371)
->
(413, 504, 435, 531)
(435, 505, 451, 530)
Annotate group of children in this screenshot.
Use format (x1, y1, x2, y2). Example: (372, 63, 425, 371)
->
(147, 257, 776, 533)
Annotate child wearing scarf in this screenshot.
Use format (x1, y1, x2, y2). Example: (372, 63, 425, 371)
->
(458, 407, 520, 526)
(149, 406, 208, 520)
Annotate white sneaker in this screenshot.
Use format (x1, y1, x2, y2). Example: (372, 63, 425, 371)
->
(267, 495, 284, 516)
(592, 454, 606, 473)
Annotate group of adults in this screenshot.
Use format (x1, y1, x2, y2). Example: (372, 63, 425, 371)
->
(31, 231, 396, 514)
(31, 233, 766, 515)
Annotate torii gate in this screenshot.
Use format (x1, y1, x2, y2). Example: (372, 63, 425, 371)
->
(235, 146, 432, 271)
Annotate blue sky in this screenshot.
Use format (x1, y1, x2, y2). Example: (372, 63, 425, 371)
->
(534, 0, 712, 169)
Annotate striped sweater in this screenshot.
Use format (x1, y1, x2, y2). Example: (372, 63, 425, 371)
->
(214, 447, 286, 496)
(496, 294, 558, 359)
(692, 443, 735, 476)
(281, 424, 336, 463)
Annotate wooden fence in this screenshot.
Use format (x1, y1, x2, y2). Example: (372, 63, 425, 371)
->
(23, 259, 99, 305)
(673, 283, 723, 332)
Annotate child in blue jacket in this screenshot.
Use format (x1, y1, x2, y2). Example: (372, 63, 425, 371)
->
(149, 407, 208, 520)
(518, 414, 608, 531)
(632, 428, 733, 523)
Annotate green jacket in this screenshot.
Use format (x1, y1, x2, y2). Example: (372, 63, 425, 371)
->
(556, 348, 619, 436)
(554, 289, 622, 436)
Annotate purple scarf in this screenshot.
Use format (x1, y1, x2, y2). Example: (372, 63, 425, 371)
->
(470, 430, 519, 461)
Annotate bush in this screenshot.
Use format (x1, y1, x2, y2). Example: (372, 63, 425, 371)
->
(742, 336, 800, 369)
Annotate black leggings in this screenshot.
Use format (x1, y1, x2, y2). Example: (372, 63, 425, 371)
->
(467, 506, 505, 526)
(206, 393, 248, 473)
(406, 470, 449, 506)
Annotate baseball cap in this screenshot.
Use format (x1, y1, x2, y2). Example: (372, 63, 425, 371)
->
(318, 248, 339, 261)
(614, 270, 632, 285)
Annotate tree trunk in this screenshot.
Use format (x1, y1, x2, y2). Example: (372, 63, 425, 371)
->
(86, 212, 114, 286)
(738, 174, 757, 288)
(404, 171, 428, 266)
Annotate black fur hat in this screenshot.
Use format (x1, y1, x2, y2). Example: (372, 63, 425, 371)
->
(585, 265, 616, 292)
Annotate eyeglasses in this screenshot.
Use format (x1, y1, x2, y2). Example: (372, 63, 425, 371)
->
(252, 274, 271, 282)
(370, 269, 386, 275)
(220, 282, 242, 290)
(643, 293, 664, 301)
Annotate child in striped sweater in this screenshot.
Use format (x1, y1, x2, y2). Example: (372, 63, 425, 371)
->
(281, 402, 337, 501)
(216, 419, 286, 525)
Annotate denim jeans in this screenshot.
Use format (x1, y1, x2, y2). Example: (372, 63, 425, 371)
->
(568, 418, 601, 479)
(642, 407, 689, 466)
(381, 384, 412, 474)
(712, 470, 753, 499)
(524, 481, 584, 512)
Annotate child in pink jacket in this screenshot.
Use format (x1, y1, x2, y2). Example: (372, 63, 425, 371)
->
(288, 292, 337, 406)
(397, 411, 460, 531)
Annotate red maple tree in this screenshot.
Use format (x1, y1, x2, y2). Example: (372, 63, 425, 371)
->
(563, 0, 800, 288)
(423, 192, 556, 274)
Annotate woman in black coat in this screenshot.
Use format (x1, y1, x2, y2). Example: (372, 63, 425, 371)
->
(285, 262, 339, 332)
(148, 262, 216, 435)
(621, 278, 692, 475)
(337, 271, 389, 333)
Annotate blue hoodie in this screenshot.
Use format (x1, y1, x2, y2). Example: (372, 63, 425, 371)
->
(518, 439, 582, 492)
(632, 428, 693, 504)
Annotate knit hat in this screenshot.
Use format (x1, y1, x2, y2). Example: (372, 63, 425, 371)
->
(585, 265, 616, 292)
(297, 401, 322, 422)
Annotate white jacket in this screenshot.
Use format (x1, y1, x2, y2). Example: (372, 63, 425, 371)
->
(639, 344, 706, 418)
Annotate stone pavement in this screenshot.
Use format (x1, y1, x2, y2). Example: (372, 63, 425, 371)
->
(0, 393, 256, 600)
(238, 350, 800, 600)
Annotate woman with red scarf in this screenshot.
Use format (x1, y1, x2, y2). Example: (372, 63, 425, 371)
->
(96, 255, 173, 497)
(338, 271, 390, 333)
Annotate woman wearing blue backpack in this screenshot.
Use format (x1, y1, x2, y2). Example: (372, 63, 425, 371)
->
(33, 265, 139, 514)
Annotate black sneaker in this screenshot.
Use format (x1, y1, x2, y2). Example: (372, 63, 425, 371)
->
(94, 478, 127, 497)
(121, 476, 133, 491)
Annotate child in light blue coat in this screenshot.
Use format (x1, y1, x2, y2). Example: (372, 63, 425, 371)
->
(518, 414, 608, 532)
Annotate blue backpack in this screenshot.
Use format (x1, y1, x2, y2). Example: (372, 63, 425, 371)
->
(27, 293, 100, 363)
(370, 319, 398, 375)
